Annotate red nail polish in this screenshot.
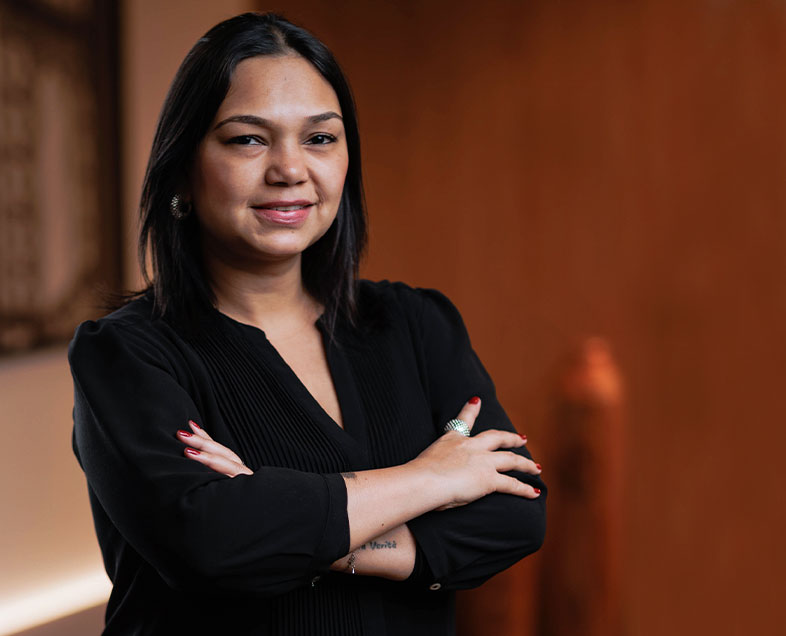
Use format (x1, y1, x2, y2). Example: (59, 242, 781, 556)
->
(189, 420, 201, 429)
(177, 429, 193, 438)
(468, 396, 480, 405)
(534, 488, 541, 495)
(184, 448, 200, 457)
(536, 463, 542, 471)
(520, 434, 528, 441)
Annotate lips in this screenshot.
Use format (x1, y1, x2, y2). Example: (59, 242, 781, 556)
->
(252, 200, 314, 226)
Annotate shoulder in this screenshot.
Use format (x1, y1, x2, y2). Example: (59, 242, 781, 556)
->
(71, 296, 156, 343)
(68, 297, 178, 372)
(358, 280, 463, 326)
(357, 279, 461, 317)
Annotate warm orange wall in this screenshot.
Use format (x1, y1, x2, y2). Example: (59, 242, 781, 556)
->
(7, 1, 780, 634)
(121, 0, 256, 289)
(257, 1, 786, 634)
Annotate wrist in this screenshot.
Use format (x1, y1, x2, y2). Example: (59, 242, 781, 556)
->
(343, 551, 357, 574)
(403, 457, 451, 511)
(336, 526, 416, 581)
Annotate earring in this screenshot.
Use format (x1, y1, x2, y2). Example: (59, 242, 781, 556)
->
(170, 194, 191, 220)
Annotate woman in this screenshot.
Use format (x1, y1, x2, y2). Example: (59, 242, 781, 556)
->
(69, 12, 546, 635)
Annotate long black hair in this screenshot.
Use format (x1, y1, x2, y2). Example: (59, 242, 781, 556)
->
(137, 12, 366, 334)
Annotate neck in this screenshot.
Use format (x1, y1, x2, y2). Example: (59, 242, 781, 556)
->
(205, 251, 320, 336)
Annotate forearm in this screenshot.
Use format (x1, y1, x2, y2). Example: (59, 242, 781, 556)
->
(340, 464, 445, 550)
(339, 403, 537, 553)
(330, 524, 416, 581)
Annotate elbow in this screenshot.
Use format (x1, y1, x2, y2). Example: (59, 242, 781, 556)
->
(523, 502, 547, 556)
(506, 478, 547, 559)
(522, 481, 547, 556)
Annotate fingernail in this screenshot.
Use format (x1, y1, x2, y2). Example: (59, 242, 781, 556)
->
(468, 396, 480, 405)
(519, 434, 528, 441)
(184, 448, 200, 457)
(189, 420, 201, 429)
(177, 429, 193, 438)
(534, 488, 541, 495)
(536, 463, 542, 471)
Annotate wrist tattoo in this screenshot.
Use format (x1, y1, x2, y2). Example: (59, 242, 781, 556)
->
(359, 540, 397, 551)
(341, 472, 357, 479)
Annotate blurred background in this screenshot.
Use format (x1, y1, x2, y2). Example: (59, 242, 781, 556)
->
(1, 0, 785, 634)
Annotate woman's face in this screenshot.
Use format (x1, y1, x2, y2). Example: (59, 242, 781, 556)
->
(190, 54, 348, 270)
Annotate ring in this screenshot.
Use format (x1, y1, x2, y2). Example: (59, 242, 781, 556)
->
(444, 418, 471, 437)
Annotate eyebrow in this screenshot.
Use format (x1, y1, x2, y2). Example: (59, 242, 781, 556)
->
(213, 111, 343, 130)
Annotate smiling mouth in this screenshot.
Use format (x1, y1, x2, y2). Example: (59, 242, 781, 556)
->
(254, 202, 315, 211)
(251, 203, 313, 226)
(257, 204, 314, 211)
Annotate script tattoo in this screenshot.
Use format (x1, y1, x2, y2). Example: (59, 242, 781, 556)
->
(359, 540, 397, 550)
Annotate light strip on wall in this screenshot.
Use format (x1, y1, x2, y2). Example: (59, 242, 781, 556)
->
(0, 569, 111, 635)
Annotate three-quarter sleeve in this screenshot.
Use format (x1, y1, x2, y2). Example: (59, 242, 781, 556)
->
(402, 287, 547, 590)
(69, 317, 349, 598)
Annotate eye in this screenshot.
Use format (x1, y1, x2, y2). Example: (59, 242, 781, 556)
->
(228, 135, 264, 145)
(306, 133, 337, 145)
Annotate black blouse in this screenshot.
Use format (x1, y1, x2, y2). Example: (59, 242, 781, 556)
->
(69, 280, 546, 635)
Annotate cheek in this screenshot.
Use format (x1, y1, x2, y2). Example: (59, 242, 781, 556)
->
(194, 154, 254, 205)
(328, 154, 349, 198)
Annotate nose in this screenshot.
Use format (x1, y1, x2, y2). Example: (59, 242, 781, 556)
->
(264, 140, 308, 186)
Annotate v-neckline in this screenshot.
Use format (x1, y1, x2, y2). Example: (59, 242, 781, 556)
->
(214, 308, 369, 454)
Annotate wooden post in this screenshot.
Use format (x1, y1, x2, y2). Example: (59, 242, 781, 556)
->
(537, 338, 625, 636)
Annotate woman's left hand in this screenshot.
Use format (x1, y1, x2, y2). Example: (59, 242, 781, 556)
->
(177, 420, 253, 477)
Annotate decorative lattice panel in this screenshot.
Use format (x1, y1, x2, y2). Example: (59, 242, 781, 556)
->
(0, 0, 119, 353)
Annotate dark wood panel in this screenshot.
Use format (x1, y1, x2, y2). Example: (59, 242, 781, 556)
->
(0, 0, 121, 353)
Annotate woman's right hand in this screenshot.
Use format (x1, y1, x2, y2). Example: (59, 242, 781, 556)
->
(410, 398, 542, 510)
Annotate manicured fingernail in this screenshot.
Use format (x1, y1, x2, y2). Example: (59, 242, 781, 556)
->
(534, 488, 541, 495)
(520, 434, 528, 441)
(184, 448, 200, 457)
(536, 463, 542, 471)
(468, 396, 480, 405)
(177, 429, 193, 438)
(189, 420, 201, 429)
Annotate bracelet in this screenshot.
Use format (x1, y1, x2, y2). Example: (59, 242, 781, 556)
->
(344, 551, 357, 575)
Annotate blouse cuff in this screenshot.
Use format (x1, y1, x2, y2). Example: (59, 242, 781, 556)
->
(404, 537, 433, 585)
(405, 514, 449, 591)
(312, 473, 351, 570)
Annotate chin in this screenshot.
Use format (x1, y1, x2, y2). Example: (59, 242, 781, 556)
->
(254, 241, 313, 260)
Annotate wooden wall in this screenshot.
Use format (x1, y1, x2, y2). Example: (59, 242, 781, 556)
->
(5, 1, 781, 634)
(256, 1, 786, 634)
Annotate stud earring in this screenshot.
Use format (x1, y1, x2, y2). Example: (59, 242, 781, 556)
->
(170, 194, 191, 220)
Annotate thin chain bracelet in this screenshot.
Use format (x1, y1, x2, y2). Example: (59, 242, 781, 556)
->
(344, 551, 357, 574)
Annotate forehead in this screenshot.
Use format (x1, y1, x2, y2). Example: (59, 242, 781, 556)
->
(216, 54, 342, 120)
